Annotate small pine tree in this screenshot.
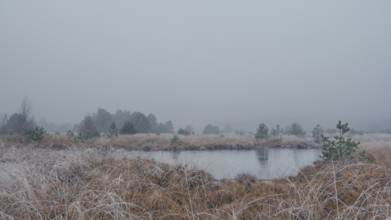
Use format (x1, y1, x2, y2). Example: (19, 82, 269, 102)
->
(255, 123, 269, 140)
(107, 122, 119, 137)
(321, 121, 364, 162)
(171, 135, 180, 146)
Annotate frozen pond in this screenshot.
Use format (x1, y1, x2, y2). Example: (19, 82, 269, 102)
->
(118, 148, 321, 179)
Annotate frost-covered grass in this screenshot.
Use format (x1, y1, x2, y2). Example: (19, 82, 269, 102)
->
(0, 133, 319, 151)
(105, 133, 316, 150)
(0, 141, 390, 219)
(352, 133, 391, 149)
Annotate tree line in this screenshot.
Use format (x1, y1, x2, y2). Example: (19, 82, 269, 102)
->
(0, 98, 367, 141)
(77, 109, 174, 138)
(0, 98, 175, 140)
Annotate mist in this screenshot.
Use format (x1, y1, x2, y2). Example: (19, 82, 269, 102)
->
(1, 0, 390, 132)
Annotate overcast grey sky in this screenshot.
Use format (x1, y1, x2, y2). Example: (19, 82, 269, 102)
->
(1, 1, 390, 130)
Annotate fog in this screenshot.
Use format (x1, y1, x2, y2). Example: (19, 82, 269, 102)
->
(1, 1, 390, 131)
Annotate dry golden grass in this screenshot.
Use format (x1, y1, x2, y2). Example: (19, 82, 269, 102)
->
(0, 141, 390, 219)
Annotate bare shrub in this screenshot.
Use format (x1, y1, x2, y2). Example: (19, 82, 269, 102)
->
(78, 116, 100, 139)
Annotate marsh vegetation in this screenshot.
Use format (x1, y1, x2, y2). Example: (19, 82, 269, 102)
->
(0, 132, 391, 219)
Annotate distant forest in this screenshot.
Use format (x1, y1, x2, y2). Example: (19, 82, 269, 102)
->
(0, 98, 174, 135)
(1, 98, 390, 137)
(78, 108, 174, 134)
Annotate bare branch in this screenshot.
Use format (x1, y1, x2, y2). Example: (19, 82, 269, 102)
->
(20, 96, 31, 119)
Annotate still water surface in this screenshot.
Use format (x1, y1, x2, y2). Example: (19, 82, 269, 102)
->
(120, 148, 321, 179)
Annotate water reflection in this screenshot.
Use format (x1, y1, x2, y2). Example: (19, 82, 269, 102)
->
(170, 150, 180, 160)
(256, 148, 269, 166)
(293, 149, 300, 167)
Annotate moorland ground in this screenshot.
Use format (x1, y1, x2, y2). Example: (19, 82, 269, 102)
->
(0, 133, 390, 219)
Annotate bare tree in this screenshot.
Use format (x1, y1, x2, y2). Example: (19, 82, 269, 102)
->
(0, 114, 7, 133)
(0, 114, 6, 126)
(20, 96, 31, 120)
(79, 115, 100, 138)
(19, 96, 34, 134)
(0, 97, 35, 134)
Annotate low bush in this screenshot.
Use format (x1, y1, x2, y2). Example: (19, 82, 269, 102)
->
(27, 127, 45, 142)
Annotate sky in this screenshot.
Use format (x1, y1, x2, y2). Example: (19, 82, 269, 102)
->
(1, 1, 391, 131)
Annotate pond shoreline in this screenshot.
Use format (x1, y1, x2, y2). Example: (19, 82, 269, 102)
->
(28, 141, 320, 152)
(112, 148, 322, 179)
(120, 142, 320, 152)
(0, 133, 320, 151)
